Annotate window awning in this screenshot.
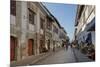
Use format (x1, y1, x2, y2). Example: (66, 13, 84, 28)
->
(85, 17, 95, 31)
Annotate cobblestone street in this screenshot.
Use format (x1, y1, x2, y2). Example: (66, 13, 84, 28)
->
(33, 46, 93, 65)
(34, 46, 75, 65)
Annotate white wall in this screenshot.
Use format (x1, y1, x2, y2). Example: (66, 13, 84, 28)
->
(86, 9, 95, 24)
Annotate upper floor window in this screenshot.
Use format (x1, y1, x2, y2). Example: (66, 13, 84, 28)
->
(29, 8, 35, 25)
(40, 18, 44, 29)
(10, 0, 16, 16)
(53, 25, 58, 34)
(47, 19, 52, 30)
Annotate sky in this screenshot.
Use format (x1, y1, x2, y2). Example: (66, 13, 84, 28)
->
(43, 2, 77, 41)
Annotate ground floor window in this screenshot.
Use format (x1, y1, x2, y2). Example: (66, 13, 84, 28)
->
(39, 39, 47, 53)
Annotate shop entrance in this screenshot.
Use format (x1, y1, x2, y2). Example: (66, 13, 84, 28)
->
(28, 39, 34, 56)
(10, 36, 17, 61)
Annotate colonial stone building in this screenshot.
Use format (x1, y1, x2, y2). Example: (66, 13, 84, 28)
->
(52, 19, 61, 49)
(10, 0, 68, 63)
(75, 5, 95, 47)
(59, 27, 68, 47)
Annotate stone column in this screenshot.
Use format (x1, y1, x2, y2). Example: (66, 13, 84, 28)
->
(20, 1, 28, 59)
(36, 9, 40, 55)
(16, 1, 22, 61)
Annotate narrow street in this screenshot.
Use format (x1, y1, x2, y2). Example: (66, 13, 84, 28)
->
(10, 1, 95, 66)
(33, 46, 92, 65)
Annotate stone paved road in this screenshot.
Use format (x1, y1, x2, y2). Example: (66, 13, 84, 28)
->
(72, 48, 93, 62)
(33, 46, 93, 65)
(34, 46, 76, 65)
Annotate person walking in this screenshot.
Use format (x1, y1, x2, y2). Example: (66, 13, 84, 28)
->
(65, 43, 68, 51)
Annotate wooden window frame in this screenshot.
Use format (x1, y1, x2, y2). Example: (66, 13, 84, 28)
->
(28, 8, 35, 25)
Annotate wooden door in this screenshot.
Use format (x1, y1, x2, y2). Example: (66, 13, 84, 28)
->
(10, 36, 17, 61)
(28, 39, 34, 56)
